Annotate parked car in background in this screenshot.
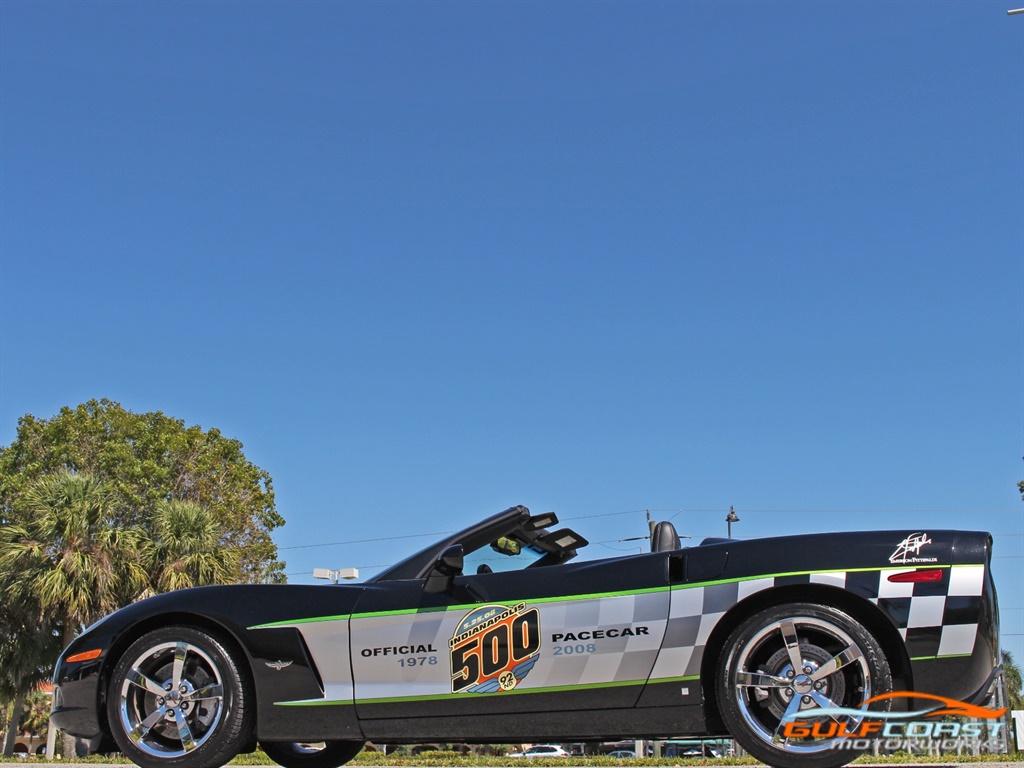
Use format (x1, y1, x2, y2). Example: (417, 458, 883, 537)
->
(508, 745, 571, 758)
(680, 746, 721, 758)
(605, 750, 636, 759)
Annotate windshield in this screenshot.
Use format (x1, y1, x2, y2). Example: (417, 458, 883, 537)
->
(464, 539, 548, 575)
(368, 505, 588, 583)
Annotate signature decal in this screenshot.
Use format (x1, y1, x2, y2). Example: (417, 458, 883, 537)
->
(889, 532, 937, 564)
(450, 602, 540, 693)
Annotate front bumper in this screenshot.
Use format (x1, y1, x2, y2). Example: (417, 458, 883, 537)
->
(50, 623, 116, 744)
(51, 657, 105, 739)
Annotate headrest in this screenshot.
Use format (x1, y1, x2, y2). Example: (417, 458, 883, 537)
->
(651, 521, 681, 552)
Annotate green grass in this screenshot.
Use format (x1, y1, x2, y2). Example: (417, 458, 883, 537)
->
(1, 750, 1021, 765)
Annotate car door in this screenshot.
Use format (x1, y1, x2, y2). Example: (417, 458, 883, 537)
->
(348, 551, 671, 721)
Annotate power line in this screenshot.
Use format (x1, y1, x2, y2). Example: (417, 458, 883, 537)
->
(605, 507, 1022, 515)
(274, 508, 1022, 552)
(279, 530, 454, 551)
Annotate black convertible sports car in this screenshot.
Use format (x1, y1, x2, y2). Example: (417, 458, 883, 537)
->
(51, 506, 1001, 768)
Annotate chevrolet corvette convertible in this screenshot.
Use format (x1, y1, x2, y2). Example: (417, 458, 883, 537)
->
(51, 506, 1000, 768)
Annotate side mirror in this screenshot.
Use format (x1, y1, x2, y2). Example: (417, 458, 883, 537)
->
(424, 545, 464, 594)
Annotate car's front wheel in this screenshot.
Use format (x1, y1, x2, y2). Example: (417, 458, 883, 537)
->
(261, 740, 365, 768)
(106, 626, 254, 768)
(715, 602, 892, 768)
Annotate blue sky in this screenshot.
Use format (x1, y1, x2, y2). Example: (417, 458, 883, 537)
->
(1, 1, 1022, 661)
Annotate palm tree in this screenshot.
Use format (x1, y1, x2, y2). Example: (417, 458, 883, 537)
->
(0, 601, 61, 757)
(0, 471, 150, 635)
(149, 499, 239, 592)
(20, 690, 52, 754)
(1, 473, 239, 756)
(0, 470, 149, 756)
(1003, 650, 1023, 711)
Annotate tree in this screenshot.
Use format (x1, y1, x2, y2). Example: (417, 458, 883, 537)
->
(1, 468, 255, 756)
(149, 499, 240, 593)
(0, 399, 285, 583)
(0, 595, 61, 757)
(0, 689, 53, 758)
(1004, 650, 1023, 711)
(0, 471, 151, 636)
(0, 470, 151, 757)
(19, 690, 51, 752)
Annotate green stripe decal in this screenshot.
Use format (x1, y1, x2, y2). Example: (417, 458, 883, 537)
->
(649, 675, 700, 684)
(273, 675, 701, 707)
(343, 586, 670, 622)
(252, 614, 351, 629)
(275, 679, 648, 707)
(251, 563, 983, 629)
(910, 653, 973, 661)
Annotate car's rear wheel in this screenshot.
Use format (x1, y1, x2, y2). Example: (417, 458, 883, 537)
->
(261, 740, 364, 768)
(106, 626, 254, 768)
(715, 602, 892, 768)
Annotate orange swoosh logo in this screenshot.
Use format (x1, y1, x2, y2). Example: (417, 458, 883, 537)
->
(861, 691, 1005, 719)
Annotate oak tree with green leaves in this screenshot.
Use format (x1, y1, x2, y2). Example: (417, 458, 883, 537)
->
(0, 399, 285, 584)
(1, 401, 286, 752)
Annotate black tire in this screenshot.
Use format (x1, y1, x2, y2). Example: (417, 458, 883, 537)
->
(715, 603, 892, 768)
(261, 740, 365, 768)
(106, 625, 254, 768)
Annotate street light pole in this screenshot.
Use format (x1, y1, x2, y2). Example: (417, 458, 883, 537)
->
(313, 567, 359, 583)
(725, 506, 740, 538)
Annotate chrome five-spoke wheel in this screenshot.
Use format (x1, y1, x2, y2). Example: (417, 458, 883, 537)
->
(716, 603, 892, 768)
(108, 627, 253, 768)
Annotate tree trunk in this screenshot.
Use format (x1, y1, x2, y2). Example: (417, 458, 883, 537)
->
(2, 691, 25, 758)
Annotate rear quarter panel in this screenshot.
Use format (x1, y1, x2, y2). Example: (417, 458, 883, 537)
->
(656, 529, 997, 732)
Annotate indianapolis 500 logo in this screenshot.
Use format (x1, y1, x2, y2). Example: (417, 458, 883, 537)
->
(450, 603, 540, 693)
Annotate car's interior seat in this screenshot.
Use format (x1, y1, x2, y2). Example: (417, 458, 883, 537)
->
(650, 521, 681, 552)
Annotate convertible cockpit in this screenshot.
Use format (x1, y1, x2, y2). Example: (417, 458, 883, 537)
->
(369, 505, 589, 582)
